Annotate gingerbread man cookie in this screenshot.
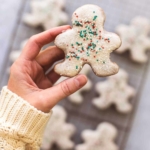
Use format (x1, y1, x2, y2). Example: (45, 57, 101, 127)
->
(41, 105, 76, 150)
(116, 16, 150, 63)
(54, 5, 121, 77)
(93, 69, 135, 114)
(76, 122, 118, 150)
(23, 0, 68, 30)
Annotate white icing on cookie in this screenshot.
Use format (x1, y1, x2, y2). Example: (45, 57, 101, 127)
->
(76, 122, 118, 150)
(116, 16, 150, 63)
(54, 5, 121, 77)
(93, 69, 135, 114)
(23, 0, 68, 30)
(41, 105, 76, 150)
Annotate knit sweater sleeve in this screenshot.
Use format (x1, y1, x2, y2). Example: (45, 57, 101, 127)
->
(0, 86, 52, 150)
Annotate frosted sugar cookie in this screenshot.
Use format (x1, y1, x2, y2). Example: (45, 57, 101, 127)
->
(54, 5, 121, 77)
(23, 0, 68, 30)
(93, 69, 135, 114)
(41, 105, 76, 150)
(116, 16, 150, 63)
(76, 122, 118, 150)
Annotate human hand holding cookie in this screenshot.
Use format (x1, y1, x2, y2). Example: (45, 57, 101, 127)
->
(54, 5, 121, 77)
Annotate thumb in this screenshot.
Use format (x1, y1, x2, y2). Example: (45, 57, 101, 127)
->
(43, 74, 87, 111)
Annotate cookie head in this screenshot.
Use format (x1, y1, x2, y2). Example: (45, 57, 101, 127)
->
(54, 5, 121, 77)
(72, 5, 105, 28)
(97, 122, 118, 139)
(131, 16, 150, 35)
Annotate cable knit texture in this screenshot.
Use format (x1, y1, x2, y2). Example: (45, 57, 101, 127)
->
(0, 86, 52, 150)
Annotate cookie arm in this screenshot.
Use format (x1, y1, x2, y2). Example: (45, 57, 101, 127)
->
(103, 31, 122, 52)
(130, 43, 149, 63)
(23, 13, 42, 27)
(115, 25, 130, 53)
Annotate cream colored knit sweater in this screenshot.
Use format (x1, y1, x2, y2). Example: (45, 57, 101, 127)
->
(0, 87, 52, 150)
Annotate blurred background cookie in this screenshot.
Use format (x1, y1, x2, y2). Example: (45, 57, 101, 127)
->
(41, 105, 76, 150)
(116, 17, 150, 63)
(76, 122, 118, 150)
(93, 69, 135, 114)
(23, 0, 68, 30)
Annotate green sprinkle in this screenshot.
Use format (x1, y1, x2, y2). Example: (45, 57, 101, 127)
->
(97, 59, 99, 61)
(76, 56, 80, 60)
(99, 48, 101, 50)
(76, 66, 78, 69)
(66, 56, 70, 59)
(93, 16, 98, 21)
(93, 11, 95, 13)
(76, 42, 82, 45)
(80, 30, 87, 38)
(103, 61, 106, 64)
(87, 43, 96, 50)
(71, 44, 74, 46)
(74, 21, 83, 27)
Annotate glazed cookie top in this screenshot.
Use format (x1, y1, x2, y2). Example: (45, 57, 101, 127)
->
(76, 122, 118, 150)
(93, 69, 135, 114)
(116, 16, 150, 63)
(54, 5, 121, 77)
(41, 105, 76, 150)
(23, 0, 68, 30)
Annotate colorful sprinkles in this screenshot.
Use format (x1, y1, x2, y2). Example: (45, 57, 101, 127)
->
(66, 9, 111, 64)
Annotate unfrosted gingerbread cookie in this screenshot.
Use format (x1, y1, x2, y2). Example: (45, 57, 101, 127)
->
(56, 65, 92, 104)
(116, 16, 150, 63)
(76, 122, 118, 150)
(54, 5, 121, 77)
(23, 0, 68, 30)
(93, 69, 135, 114)
(41, 105, 76, 150)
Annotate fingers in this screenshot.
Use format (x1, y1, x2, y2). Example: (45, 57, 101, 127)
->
(36, 46, 65, 72)
(46, 69, 61, 84)
(42, 75, 87, 111)
(20, 25, 71, 60)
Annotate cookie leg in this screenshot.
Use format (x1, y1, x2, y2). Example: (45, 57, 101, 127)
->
(23, 14, 42, 27)
(90, 61, 119, 77)
(76, 144, 87, 150)
(115, 101, 132, 114)
(68, 91, 83, 104)
(130, 47, 148, 63)
(54, 60, 83, 77)
(93, 98, 111, 110)
(57, 138, 74, 149)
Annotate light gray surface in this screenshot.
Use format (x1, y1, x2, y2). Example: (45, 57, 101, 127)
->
(0, 0, 150, 150)
(0, 0, 26, 80)
(125, 59, 150, 150)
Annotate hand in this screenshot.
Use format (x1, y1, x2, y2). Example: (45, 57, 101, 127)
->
(8, 26, 87, 113)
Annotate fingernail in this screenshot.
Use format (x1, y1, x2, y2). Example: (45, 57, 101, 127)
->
(74, 75, 87, 88)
